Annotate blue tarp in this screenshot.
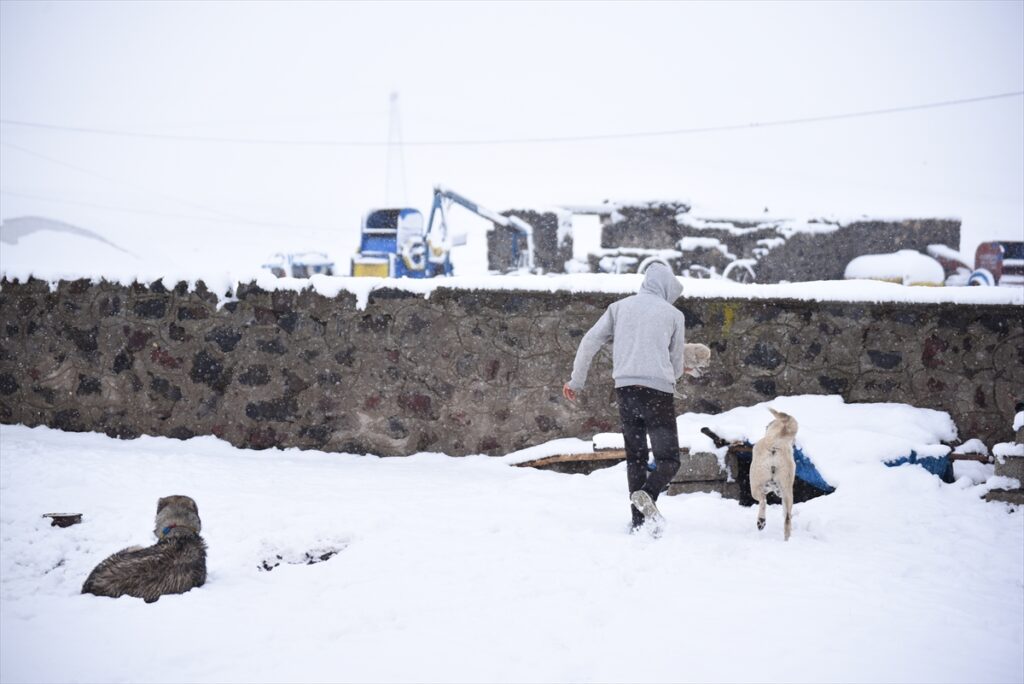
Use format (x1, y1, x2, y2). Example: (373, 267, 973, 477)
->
(884, 450, 954, 482)
(793, 446, 836, 493)
(692, 433, 953, 506)
(734, 445, 953, 490)
(731, 442, 836, 495)
(720, 442, 834, 505)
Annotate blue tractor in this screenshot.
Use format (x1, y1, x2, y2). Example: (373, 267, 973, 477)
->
(351, 185, 534, 278)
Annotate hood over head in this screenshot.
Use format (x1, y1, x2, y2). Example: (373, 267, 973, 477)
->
(639, 262, 684, 303)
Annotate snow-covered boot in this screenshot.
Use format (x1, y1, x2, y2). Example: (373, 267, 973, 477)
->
(630, 490, 665, 538)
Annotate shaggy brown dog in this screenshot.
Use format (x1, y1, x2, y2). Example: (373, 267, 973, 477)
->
(82, 495, 207, 603)
(683, 343, 712, 377)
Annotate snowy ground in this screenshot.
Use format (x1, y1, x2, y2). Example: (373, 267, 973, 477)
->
(1, 396, 1022, 684)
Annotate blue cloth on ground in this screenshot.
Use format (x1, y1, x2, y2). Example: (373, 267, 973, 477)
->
(884, 450, 954, 481)
(792, 446, 835, 493)
(717, 442, 836, 494)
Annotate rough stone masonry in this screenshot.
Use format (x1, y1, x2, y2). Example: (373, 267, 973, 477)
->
(0, 277, 1020, 456)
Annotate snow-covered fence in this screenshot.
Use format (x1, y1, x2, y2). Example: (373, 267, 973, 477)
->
(0, 276, 1019, 456)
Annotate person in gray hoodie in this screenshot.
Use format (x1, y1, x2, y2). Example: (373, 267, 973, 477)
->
(563, 262, 686, 534)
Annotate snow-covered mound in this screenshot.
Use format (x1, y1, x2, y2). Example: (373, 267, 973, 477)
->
(0, 216, 134, 253)
(844, 249, 946, 286)
(0, 216, 141, 274)
(676, 395, 955, 484)
(539, 395, 959, 489)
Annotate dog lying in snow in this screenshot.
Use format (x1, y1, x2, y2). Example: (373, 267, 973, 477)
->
(750, 408, 798, 541)
(683, 343, 711, 377)
(82, 495, 207, 603)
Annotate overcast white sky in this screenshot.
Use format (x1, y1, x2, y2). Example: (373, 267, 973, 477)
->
(1, 0, 1022, 274)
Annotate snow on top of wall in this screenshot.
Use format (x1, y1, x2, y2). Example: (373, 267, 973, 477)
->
(756, 237, 787, 249)
(677, 237, 735, 259)
(592, 247, 683, 257)
(993, 442, 1024, 463)
(927, 243, 971, 266)
(675, 215, 744, 231)
(557, 204, 619, 216)
(558, 199, 692, 225)
(675, 211, 960, 238)
(560, 198, 693, 212)
(675, 213, 843, 236)
(953, 438, 990, 456)
(3, 266, 1022, 310)
(677, 236, 726, 250)
(771, 219, 844, 236)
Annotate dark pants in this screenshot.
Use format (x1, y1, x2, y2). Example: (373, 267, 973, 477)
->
(616, 385, 681, 527)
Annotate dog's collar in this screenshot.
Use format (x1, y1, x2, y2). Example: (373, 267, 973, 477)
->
(160, 524, 197, 539)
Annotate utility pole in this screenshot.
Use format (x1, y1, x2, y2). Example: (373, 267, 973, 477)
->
(385, 91, 407, 206)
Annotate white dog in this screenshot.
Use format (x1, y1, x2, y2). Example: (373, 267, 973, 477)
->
(750, 408, 799, 541)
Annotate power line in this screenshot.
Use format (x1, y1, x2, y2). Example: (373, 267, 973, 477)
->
(1, 91, 1020, 148)
(0, 141, 331, 232)
(0, 141, 256, 222)
(0, 188, 295, 227)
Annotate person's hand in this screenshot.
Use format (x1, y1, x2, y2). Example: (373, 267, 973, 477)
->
(562, 383, 577, 402)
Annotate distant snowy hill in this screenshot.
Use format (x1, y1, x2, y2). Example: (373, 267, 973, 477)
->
(0, 214, 342, 285)
(1, 216, 143, 278)
(1, 216, 134, 254)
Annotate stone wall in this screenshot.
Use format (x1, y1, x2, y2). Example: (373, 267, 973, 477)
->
(599, 202, 693, 249)
(756, 220, 961, 283)
(488, 210, 573, 274)
(0, 277, 1020, 456)
(595, 206, 960, 282)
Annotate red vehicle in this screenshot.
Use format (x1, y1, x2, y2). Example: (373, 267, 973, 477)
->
(969, 241, 1024, 287)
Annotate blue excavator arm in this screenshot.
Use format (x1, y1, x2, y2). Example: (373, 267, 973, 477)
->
(425, 185, 534, 272)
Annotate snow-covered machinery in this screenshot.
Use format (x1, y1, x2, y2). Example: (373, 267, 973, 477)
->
(351, 185, 534, 278)
(262, 251, 335, 278)
(350, 208, 433, 278)
(969, 241, 1024, 287)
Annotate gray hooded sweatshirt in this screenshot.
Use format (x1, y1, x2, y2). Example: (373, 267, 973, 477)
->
(567, 262, 685, 395)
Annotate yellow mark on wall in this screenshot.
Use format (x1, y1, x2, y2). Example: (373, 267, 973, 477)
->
(722, 303, 735, 336)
